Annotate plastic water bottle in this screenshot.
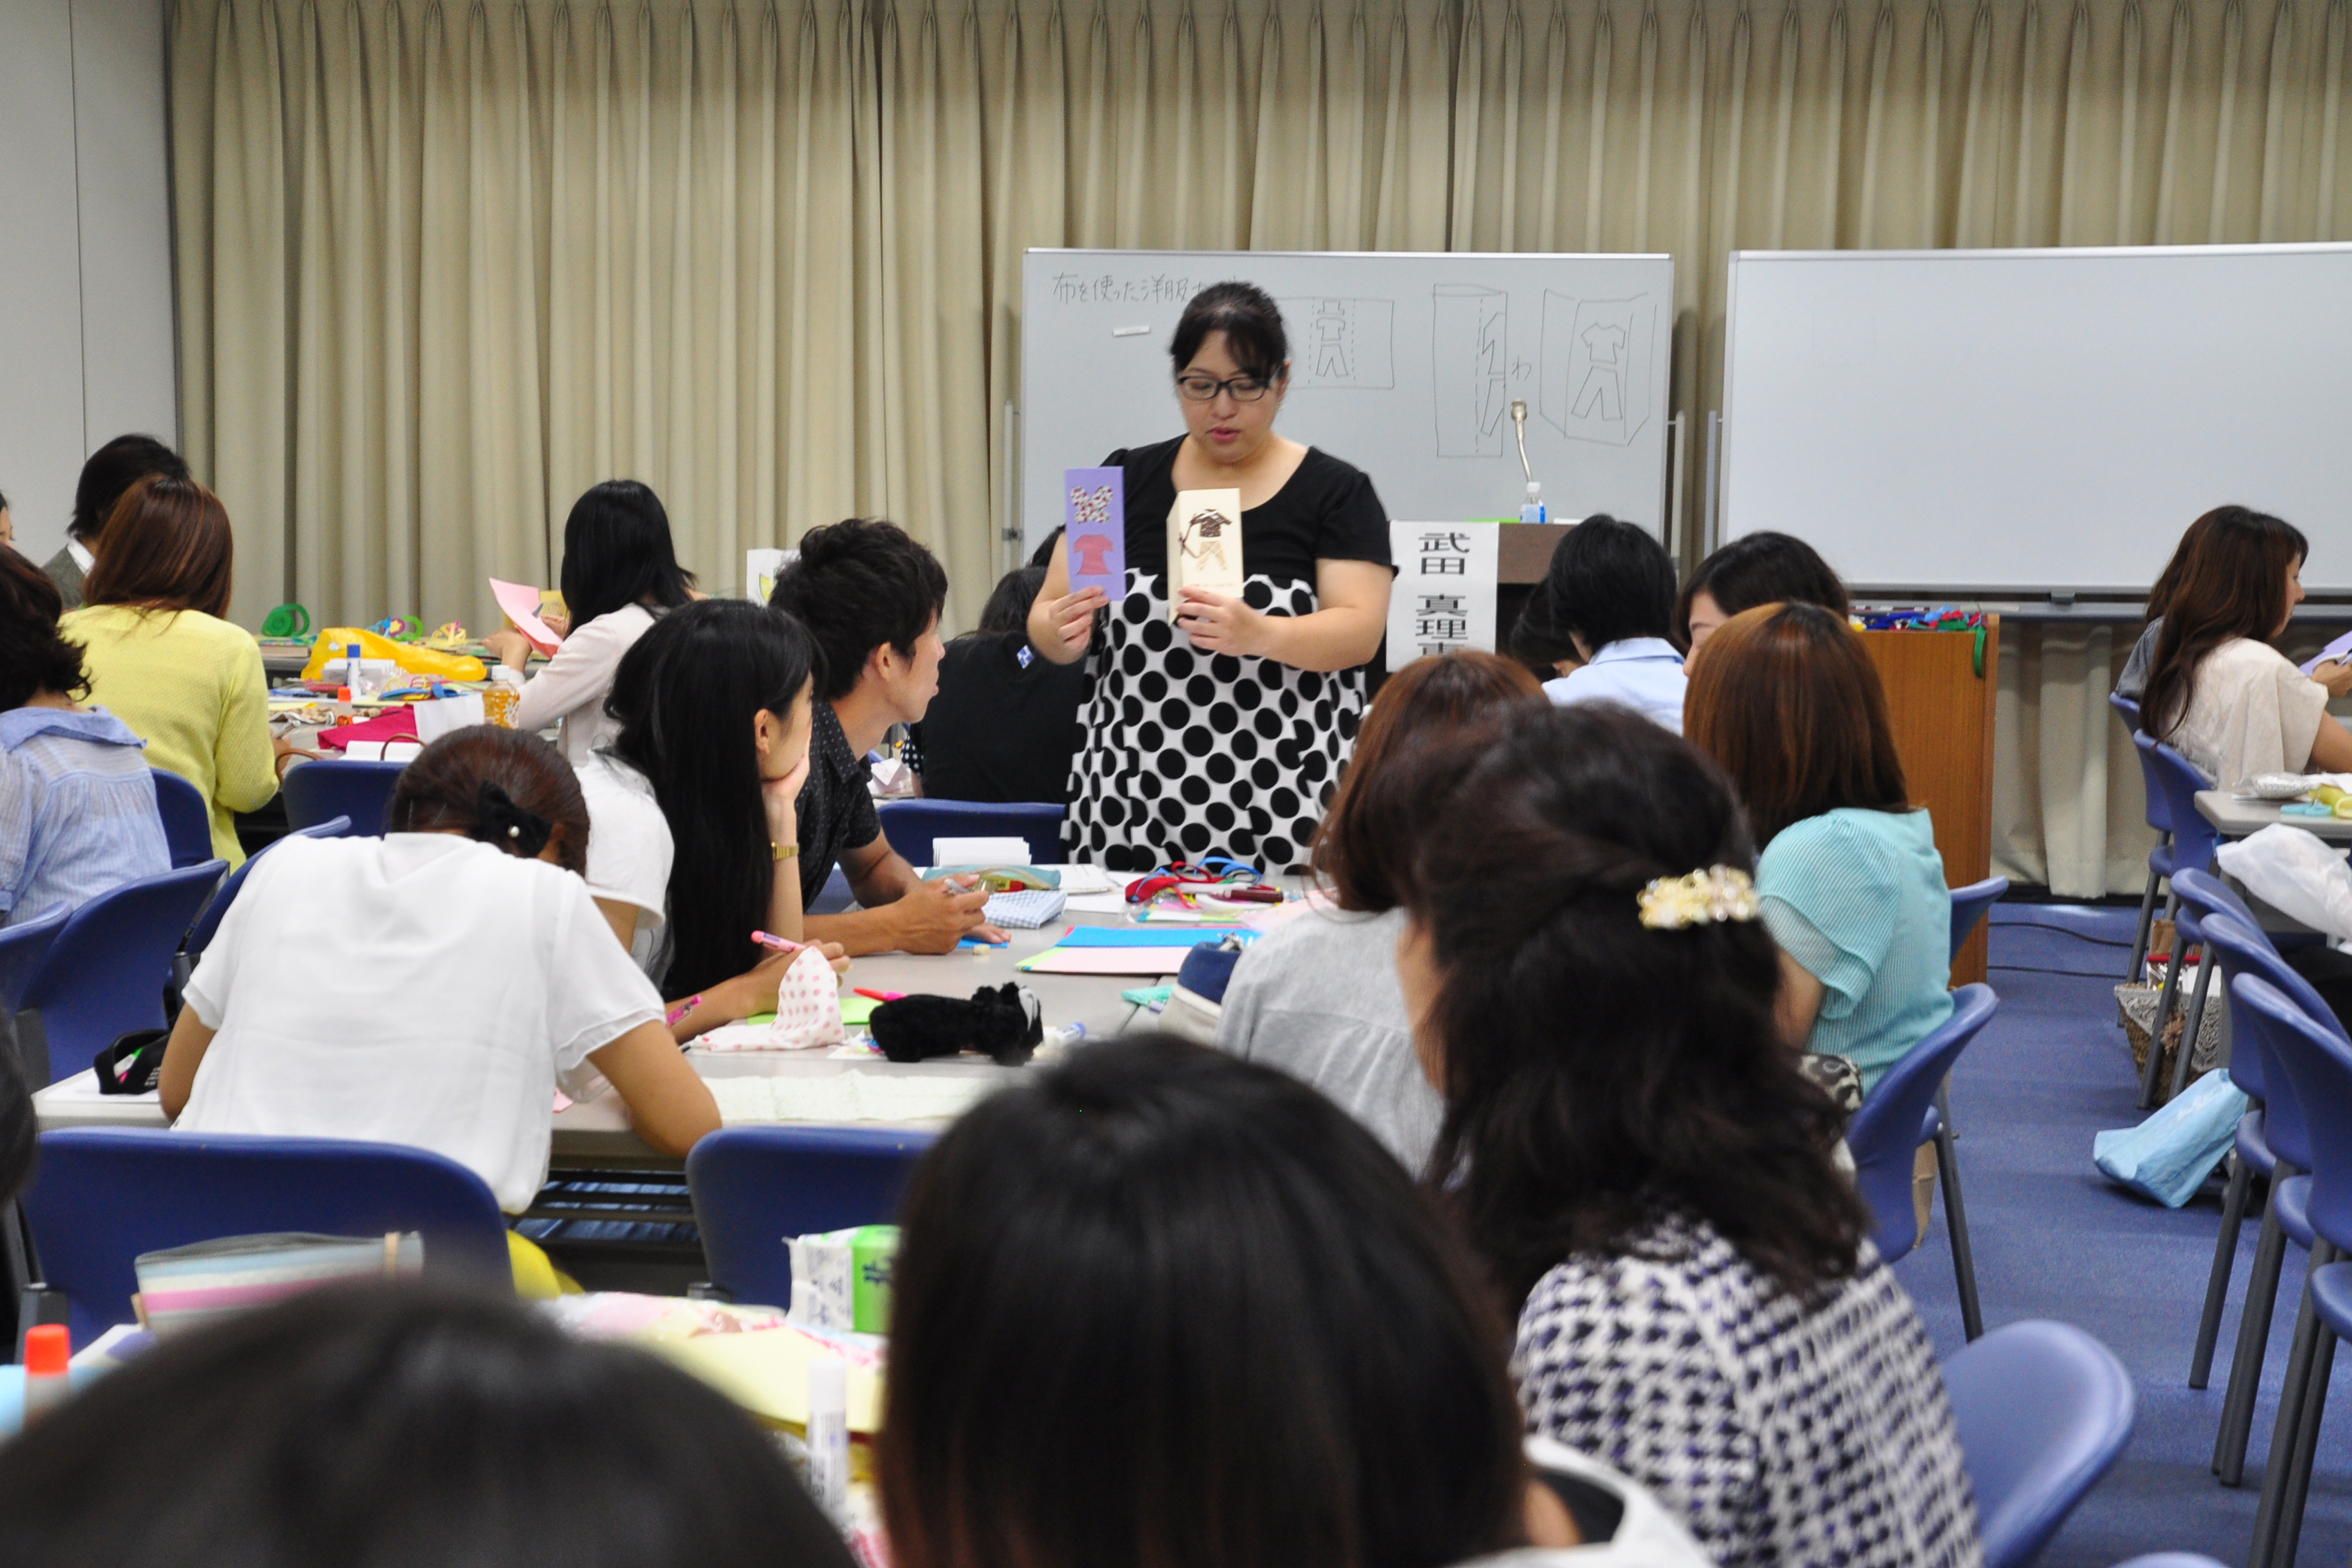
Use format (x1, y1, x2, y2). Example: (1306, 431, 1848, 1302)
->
(1519, 482, 1547, 524)
(807, 1356, 849, 1522)
(22, 1324, 70, 1424)
(345, 642, 372, 700)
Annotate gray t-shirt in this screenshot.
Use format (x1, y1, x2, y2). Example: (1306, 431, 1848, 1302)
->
(1213, 905, 1442, 1171)
(2116, 616, 2163, 702)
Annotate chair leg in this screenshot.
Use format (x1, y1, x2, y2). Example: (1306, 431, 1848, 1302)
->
(2130, 860, 2165, 977)
(2273, 1317, 2338, 1568)
(2141, 895, 2188, 1109)
(2192, 1151, 2256, 1388)
(1933, 1118, 1983, 1341)
(1937, 1079, 1958, 1141)
(2170, 944, 2218, 1102)
(2219, 1182, 2294, 1484)
(2249, 1244, 2335, 1568)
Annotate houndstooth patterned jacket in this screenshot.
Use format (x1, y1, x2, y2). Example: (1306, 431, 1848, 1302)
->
(1514, 1211, 1983, 1568)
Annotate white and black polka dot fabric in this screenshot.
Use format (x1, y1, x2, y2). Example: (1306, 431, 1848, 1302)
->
(1065, 570, 1366, 873)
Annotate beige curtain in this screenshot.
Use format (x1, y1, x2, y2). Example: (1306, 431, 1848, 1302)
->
(173, 0, 2352, 890)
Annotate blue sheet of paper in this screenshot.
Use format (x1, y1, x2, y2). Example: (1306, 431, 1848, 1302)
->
(1064, 466, 1127, 598)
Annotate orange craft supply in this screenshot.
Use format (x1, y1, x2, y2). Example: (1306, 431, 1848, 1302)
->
(23, 1324, 68, 1375)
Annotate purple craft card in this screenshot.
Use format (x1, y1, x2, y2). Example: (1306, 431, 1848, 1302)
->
(1064, 466, 1127, 598)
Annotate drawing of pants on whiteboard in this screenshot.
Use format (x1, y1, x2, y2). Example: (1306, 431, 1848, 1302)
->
(1542, 293, 1656, 446)
(1433, 285, 1509, 457)
(1278, 297, 1396, 388)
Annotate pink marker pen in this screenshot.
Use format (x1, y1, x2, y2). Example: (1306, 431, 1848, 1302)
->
(752, 931, 804, 953)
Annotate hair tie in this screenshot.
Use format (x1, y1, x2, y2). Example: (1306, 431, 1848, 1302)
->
(1636, 866, 1759, 930)
(472, 782, 554, 859)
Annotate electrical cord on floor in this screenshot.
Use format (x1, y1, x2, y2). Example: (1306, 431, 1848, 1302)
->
(1985, 913, 2144, 980)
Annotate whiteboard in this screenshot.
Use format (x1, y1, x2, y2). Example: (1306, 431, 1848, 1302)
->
(1721, 245, 2352, 594)
(1020, 249, 1675, 552)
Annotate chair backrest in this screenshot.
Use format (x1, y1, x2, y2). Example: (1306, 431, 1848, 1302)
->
(281, 758, 409, 837)
(19, 859, 226, 1085)
(1846, 983, 2000, 1258)
(1943, 1320, 2137, 1568)
(2238, 975, 2352, 1259)
(0, 905, 70, 1015)
(184, 816, 354, 958)
(876, 799, 1066, 868)
(2113, 697, 2169, 838)
(22, 1126, 512, 1345)
(2109, 1558, 2227, 1568)
(2199, 913, 2344, 1139)
(686, 1126, 936, 1310)
(149, 768, 215, 868)
(2133, 732, 2219, 876)
(1950, 877, 2011, 962)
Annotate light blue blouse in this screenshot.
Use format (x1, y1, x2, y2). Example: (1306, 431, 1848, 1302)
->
(0, 707, 171, 928)
(1542, 637, 1689, 734)
(1756, 806, 1955, 1095)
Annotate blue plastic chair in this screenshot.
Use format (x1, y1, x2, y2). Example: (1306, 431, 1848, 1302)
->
(685, 1126, 937, 1310)
(149, 768, 215, 868)
(16, 860, 224, 1087)
(2202, 916, 2339, 1487)
(876, 800, 1066, 868)
(1944, 1319, 2137, 1568)
(1950, 876, 2010, 961)
(2113, 693, 2168, 973)
(0, 907, 69, 1017)
(20, 1126, 513, 1345)
(1846, 984, 1998, 1339)
(183, 816, 354, 962)
(810, 865, 857, 915)
(2135, 733, 2226, 1107)
(2110, 1559, 2226, 1568)
(2234, 977, 2352, 1568)
(281, 758, 407, 837)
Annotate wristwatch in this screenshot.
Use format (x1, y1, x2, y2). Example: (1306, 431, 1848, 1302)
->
(772, 841, 799, 861)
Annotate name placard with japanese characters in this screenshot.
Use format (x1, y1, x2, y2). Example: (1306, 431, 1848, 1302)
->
(1384, 521, 1500, 672)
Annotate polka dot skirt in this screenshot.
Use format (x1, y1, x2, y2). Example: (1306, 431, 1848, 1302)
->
(1065, 571, 1366, 874)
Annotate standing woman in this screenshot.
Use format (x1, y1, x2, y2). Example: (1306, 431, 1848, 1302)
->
(481, 480, 697, 764)
(63, 476, 287, 867)
(1029, 284, 1394, 873)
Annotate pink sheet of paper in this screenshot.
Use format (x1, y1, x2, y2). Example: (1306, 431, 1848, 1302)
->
(491, 578, 562, 655)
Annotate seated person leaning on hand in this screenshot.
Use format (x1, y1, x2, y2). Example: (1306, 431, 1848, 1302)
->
(160, 727, 720, 1282)
(769, 519, 1007, 957)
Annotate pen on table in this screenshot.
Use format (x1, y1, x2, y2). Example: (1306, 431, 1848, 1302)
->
(751, 930, 804, 953)
(855, 988, 906, 1003)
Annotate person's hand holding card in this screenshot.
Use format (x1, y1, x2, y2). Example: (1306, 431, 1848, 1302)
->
(1174, 585, 1268, 656)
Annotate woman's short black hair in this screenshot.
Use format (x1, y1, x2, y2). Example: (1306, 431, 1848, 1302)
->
(1170, 282, 1289, 383)
(770, 518, 949, 703)
(1395, 703, 1867, 1308)
(0, 545, 90, 710)
(556, 480, 696, 632)
(971, 566, 1047, 637)
(1676, 531, 1849, 645)
(1537, 515, 1676, 652)
(609, 600, 825, 998)
(72, 433, 188, 544)
(0, 1283, 858, 1568)
(880, 1038, 1527, 1568)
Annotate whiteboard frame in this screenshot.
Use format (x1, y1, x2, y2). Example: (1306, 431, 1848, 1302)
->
(1721, 242, 2352, 596)
(1020, 246, 1675, 555)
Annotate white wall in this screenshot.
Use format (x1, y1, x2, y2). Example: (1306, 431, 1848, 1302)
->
(0, 0, 178, 568)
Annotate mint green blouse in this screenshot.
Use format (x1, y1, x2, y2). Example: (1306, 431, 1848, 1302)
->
(1757, 807, 1955, 1095)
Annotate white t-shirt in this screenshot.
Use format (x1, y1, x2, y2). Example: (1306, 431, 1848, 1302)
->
(2168, 637, 2331, 787)
(577, 749, 674, 980)
(178, 834, 665, 1213)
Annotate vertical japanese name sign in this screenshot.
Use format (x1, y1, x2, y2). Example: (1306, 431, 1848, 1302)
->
(1384, 522, 1500, 673)
(1064, 467, 1127, 599)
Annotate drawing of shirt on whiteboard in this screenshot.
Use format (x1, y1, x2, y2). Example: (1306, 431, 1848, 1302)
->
(1575, 323, 1629, 422)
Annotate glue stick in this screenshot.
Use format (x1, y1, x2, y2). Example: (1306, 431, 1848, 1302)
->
(807, 1356, 849, 1521)
(22, 1324, 70, 1424)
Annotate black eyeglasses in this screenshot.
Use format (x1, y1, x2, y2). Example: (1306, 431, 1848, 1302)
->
(1175, 372, 1274, 403)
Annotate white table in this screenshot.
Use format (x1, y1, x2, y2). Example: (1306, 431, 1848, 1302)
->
(2195, 791, 2352, 845)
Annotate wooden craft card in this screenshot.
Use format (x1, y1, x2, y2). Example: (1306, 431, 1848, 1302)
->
(1165, 488, 1244, 618)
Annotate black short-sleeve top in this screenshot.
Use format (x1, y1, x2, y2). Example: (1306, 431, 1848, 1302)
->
(1108, 437, 1393, 590)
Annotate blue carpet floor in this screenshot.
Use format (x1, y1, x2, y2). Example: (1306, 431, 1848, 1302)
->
(1898, 904, 2350, 1566)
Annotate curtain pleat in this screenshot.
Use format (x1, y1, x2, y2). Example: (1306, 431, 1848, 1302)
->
(174, 0, 2352, 891)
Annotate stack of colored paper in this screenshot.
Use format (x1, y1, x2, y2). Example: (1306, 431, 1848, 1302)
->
(1015, 925, 1255, 976)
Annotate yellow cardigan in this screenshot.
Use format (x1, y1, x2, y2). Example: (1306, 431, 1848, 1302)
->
(62, 605, 276, 866)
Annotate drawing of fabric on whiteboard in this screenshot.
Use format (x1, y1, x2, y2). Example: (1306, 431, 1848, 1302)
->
(1543, 294, 1656, 446)
(1280, 297, 1396, 388)
(1433, 285, 1510, 457)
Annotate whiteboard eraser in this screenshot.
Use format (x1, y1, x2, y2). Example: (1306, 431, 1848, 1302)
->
(1112, 325, 1151, 337)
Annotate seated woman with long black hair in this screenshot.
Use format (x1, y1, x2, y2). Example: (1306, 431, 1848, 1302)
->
(582, 598, 849, 1041)
(1393, 704, 1979, 1568)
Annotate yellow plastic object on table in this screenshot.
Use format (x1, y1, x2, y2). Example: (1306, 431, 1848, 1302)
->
(301, 626, 488, 683)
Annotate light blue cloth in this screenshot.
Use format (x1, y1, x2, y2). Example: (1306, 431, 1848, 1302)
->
(0, 707, 171, 928)
(1542, 637, 1689, 734)
(1756, 806, 1955, 1095)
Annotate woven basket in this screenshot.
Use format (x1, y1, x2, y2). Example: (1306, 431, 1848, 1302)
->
(2116, 974, 2224, 1094)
